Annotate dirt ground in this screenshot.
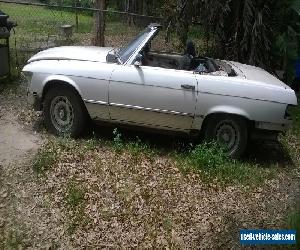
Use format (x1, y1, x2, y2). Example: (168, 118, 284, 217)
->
(0, 82, 299, 249)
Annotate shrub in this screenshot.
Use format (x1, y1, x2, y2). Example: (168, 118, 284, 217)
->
(188, 141, 228, 169)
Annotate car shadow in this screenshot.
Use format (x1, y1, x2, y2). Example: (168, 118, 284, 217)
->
(242, 140, 293, 168)
(84, 120, 193, 154)
(85, 121, 294, 168)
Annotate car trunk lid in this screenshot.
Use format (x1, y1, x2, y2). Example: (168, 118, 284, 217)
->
(226, 61, 290, 90)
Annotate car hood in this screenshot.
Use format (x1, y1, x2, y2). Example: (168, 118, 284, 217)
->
(28, 46, 114, 63)
(226, 61, 289, 89)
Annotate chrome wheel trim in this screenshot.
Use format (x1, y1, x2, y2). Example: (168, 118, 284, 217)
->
(50, 96, 74, 133)
(215, 120, 240, 154)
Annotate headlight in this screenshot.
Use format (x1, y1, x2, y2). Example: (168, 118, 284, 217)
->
(21, 71, 33, 85)
(285, 104, 296, 120)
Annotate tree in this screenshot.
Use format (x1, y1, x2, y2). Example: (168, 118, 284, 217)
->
(93, 0, 106, 46)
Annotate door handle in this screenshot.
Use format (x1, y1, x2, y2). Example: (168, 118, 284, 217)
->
(181, 84, 195, 90)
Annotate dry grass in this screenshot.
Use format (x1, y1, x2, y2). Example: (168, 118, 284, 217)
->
(19, 133, 295, 248)
(0, 83, 299, 248)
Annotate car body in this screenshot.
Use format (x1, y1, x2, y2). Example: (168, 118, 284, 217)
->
(22, 23, 298, 157)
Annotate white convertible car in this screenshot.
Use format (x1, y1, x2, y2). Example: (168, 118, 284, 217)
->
(23, 23, 297, 157)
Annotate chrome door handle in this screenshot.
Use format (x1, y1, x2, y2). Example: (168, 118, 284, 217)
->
(181, 84, 195, 90)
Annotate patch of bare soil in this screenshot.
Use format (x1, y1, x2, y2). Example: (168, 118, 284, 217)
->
(0, 82, 299, 249)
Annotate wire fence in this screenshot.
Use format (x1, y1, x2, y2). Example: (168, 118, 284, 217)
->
(0, 0, 164, 74)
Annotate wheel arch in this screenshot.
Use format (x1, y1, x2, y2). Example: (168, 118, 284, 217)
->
(42, 75, 83, 102)
(41, 77, 89, 117)
(200, 109, 255, 134)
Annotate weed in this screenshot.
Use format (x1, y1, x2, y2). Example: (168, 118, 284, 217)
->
(112, 128, 123, 152)
(83, 137, 100, 151)
(32, 147, 56, 175)
(288, 210, 300, 248)
(290, 102, 300, 136)
(66, 205, 89, 235)
(178, 141, 275, 186)
(5, 231, 25, 249)
(127, 137, 155, 158)
(66, 181, 85, 208)
(188, 142, 228, 169)
(65, 181, 88, 234)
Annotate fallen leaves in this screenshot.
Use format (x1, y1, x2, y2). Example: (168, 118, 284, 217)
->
(0, 84, 299, 248)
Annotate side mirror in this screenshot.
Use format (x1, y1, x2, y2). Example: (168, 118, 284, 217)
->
(134, 60, 142, 67)
(133, 53, 143, 67)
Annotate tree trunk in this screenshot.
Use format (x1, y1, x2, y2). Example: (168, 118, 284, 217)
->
(93, 0, 106, 46)
(126, 0, 135, 26)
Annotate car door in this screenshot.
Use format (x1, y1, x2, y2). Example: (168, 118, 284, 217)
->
(109, 65, 198, 131)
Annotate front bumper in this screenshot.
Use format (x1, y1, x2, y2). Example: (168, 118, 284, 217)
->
(27, 91, 42, 111)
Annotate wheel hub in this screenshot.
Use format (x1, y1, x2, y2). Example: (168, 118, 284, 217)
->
(50, 96, 74, 133)
(59, 109, 65, 120)
(215, 121, 239, 152)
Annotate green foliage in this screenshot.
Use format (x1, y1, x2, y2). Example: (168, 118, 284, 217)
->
(288, 210, 300, 248)
(65, 180, 88, 234)
(179, 141, 274, 185)
(32, 145, 56, 175)
(112, 128, 123, 152)
(188, 142, 228, 169)
(290, 102, 300, 136)
(163, 0, 299, 79)
(127, 137, 155, 158)
(66, 181, 85, 207)
(112, 128, 155, 158)
(5, 231, 25, 249)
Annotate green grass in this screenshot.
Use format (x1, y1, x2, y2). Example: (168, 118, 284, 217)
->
(176, 142, 275, 186)
(288, 210, 300, 248)
(111, 128, 156, 158)
(34, 128, 277, 187)
(1, 3, 94, 35)
(5, 231, 25, 249)
(0, 2, 142, 43)
(290, 102, 300, 136)
(66, 181, 85, 208)
(32, 100, 300, 186)
(65, 180, 89, 234)
(32, 144, 57, 175)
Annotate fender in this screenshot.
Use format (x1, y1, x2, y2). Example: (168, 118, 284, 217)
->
(192, 105, 251, 131)
(42, 74, 83, 97)
(206, 105, 251, 120)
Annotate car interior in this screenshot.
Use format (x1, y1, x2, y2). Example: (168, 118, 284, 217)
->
(140, 41, 237, 76)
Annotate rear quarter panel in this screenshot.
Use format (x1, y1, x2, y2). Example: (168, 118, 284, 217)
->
(194, 75, 296, 129)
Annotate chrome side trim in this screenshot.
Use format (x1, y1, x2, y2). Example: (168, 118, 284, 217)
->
(109, 118, 189, 132)
(84, 99, 108, 106)
(110, 102, 194, 117)
(84, 99, 194, 117)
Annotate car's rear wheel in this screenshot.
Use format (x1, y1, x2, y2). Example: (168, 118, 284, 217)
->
(43, 86, 87, 137)
(204, 115, 248, 158)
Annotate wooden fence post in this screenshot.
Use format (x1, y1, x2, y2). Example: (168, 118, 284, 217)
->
(75, 0, 79, 32)
(93, 0, 106, 47)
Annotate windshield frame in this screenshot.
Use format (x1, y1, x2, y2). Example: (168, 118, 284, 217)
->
(118, 25, 160, 65)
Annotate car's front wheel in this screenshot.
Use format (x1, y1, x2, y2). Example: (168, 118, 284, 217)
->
(204, 115, 248, 158)
(43, 86, 87, 137)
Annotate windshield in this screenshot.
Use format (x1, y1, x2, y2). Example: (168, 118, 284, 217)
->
(118, 27, 151, 63)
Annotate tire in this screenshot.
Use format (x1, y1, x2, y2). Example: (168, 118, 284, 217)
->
(43, 86, 87, 137)
(204, 115, 248, 158)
